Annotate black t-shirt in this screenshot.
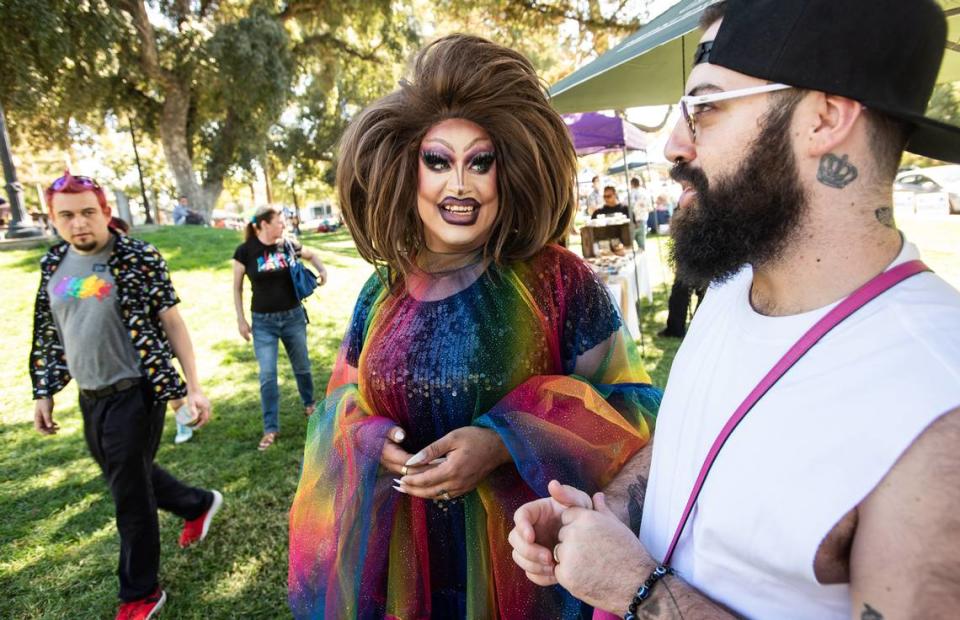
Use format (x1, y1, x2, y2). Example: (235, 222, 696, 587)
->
(233, 237, 301, 313)
(591, 204, 630, 219)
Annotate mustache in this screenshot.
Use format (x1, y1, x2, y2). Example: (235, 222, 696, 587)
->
(439, 196, 481, 207)
(670, 162, 708, 188)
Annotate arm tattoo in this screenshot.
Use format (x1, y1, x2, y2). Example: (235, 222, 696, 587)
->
(874, 206, 895, 228)
(627, 475, 647, 535)
(861, 603, 883, 619)
(636, 580, 685, 620)
(817, 153, 859, 189)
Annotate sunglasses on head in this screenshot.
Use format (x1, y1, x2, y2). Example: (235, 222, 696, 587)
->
(51, 175, 101, 191)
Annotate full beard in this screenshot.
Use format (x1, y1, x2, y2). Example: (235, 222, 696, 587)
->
(668, 100, 808, 289)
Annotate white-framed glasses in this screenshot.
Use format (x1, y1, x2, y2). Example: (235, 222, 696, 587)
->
(679, 83, 793, 142)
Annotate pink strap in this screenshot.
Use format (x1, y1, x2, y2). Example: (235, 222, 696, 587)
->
(661, 259, 929, 566)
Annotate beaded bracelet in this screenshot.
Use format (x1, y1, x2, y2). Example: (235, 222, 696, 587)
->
(624, 564, 674, 620)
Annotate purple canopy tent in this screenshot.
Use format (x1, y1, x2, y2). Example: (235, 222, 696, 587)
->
(562, 112, 648, 156)
(562, 112, 650, 212)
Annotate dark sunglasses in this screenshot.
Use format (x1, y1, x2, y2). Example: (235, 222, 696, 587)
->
(51, 175, 101, 191)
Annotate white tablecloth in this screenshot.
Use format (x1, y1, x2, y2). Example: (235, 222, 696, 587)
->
(603, 251, 652, 341)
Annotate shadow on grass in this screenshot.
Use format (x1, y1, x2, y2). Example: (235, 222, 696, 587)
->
(0, 386, 322, 618)
(2, 244, 56, 272)
(635, 280, 687, 389)
(0, 326, 347, 619)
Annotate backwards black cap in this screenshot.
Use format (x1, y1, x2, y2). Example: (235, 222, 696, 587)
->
(705, 0, 960, 163)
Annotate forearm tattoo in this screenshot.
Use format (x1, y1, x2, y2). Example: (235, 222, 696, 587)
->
(817, 153, 859, 189)
(635, 580, 685, 620)
(861, 603, 883, 619)
(627, 475, 647, 535)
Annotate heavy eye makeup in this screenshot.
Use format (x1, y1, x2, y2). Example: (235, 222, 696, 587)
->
(421, 150, 452, 172)
(419, 149, 496, 174)
(467, 151, 496, 174)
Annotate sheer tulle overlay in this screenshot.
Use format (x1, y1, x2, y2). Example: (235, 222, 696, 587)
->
(289, 245, 661, 619)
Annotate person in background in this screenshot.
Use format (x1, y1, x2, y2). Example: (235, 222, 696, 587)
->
(290, 213, 302, 239)
(628, 177, 651, 251)
(172, 196, 189, 225)
(232, 205, 327, 451)
(585, 175, 602, 215)
(30, 173, 222, 619)
(647, 193, 672, 234)
(591, 186, 630, 220)
(658, 275, 704, 339)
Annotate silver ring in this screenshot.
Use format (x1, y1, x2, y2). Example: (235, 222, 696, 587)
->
(401, 465, 408, 476)
(552, 543, 561, 564)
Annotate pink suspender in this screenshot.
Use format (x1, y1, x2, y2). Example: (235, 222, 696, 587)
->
(661, 259, 930, 566)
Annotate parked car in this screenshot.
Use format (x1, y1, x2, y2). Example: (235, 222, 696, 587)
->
(316, 216, 342, 233)
(894, 165, 960, 215)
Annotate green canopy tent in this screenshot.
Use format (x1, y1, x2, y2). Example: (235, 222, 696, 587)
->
(550, 0, 960, 113)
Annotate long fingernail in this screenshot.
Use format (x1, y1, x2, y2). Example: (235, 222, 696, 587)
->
(405, 452, 426, 466)
(428, 457, 447, 465)
(393, 478, 403, 485)
(392, 485, 407, 494)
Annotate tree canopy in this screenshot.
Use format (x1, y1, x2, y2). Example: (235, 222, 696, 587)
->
(0, 0, 649, 213)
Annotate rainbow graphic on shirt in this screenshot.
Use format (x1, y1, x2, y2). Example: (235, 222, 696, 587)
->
(52, 275, 113, 301)
(257, 251, 290, 272)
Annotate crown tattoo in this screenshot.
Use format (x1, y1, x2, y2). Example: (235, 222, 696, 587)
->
(817, 154, 858, 189)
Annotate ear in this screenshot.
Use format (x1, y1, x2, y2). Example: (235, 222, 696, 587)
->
(803, 92, 866, 158)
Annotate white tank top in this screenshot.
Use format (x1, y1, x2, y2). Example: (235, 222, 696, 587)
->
(640, 240, 960, 619)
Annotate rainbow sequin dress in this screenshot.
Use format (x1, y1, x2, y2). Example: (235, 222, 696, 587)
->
(289, 245, 661, 619)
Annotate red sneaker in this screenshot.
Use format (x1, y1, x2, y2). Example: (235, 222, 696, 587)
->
(179, 490, 223, 548)
(116, 588, 166, 620)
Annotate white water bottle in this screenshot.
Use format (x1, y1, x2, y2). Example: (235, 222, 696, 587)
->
(174, 404, 197, 426)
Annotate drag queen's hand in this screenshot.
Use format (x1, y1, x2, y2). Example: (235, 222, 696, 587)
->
(395, 426, 511, 499)
(380, 426, 416, 475)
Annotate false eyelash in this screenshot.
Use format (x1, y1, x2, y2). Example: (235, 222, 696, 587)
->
(469, 152, 496, 173)
(421, 151, 451, 171)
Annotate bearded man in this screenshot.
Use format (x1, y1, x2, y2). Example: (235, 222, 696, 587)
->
(509, 1, 960, 617)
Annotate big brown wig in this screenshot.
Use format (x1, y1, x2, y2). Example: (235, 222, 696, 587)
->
(336, 34, 578, 280)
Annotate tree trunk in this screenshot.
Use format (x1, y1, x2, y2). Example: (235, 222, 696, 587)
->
(263, 157, 274, 206)
(123, 0, 224, 217)
(156, 90, 222, 215)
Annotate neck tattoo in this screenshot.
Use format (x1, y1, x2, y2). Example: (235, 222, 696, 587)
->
(874, 206, 896, 229)
(817, 153, 859, 189)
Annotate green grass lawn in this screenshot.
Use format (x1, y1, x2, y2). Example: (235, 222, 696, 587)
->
(1, 214, 956, 618)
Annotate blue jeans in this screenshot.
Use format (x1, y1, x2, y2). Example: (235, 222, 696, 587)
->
(251, 306, 315, 434)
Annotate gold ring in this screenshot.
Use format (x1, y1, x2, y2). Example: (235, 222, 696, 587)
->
(552, 543, 561, 564)
(438, 489, 452, 501)
(401, 465, 408, 476)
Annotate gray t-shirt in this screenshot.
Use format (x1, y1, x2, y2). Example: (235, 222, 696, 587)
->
(47, 238, 142, 390)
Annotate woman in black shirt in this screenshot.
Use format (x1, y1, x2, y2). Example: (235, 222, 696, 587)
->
(233, 206, 327, 450)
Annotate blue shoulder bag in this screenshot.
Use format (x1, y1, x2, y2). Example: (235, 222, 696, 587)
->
(285, 240, 319, 301)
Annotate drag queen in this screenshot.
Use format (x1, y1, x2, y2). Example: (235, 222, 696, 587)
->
(289, 34, 661, 619)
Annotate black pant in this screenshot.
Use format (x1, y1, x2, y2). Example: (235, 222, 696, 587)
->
(664, 277, 706, 337)
(80, 381, 212, 601)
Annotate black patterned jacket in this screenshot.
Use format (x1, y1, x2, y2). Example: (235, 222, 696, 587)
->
(30, 232, 188, 401)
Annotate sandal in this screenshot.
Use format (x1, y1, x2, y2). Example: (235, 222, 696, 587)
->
(258, 432, 278, 451)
